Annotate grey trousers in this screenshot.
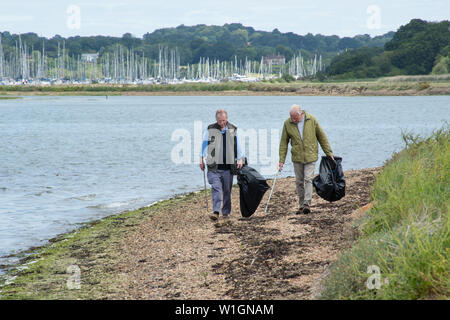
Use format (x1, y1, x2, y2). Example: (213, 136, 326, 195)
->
(207, 169, 233, 215)
(293, 161, 315, 208)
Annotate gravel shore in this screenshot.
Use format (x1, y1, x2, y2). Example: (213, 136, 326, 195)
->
(0, 167, 380, 300)
(113, 167, 380, 300)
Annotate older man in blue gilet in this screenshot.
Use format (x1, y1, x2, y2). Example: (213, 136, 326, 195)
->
(200, 109, 244, 221)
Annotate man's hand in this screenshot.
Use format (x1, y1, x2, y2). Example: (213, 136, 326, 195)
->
(237, 158, 243, 170)
(200, 158, 205, 171)
(278, 162, 284, 172)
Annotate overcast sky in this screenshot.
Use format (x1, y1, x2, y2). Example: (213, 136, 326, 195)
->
(1, 0, 448, 38)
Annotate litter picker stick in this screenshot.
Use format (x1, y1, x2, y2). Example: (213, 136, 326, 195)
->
(264, 171, 279, 214)
(203, 168, 209, 212)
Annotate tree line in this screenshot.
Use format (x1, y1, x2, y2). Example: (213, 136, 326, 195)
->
(0, 23, 393, 68)
(2, 19, 447, 81)
(326, 19, 450, 79)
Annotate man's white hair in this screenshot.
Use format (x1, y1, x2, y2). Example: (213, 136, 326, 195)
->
(216, 109, 228, 119)
(289, 104, 302, 115)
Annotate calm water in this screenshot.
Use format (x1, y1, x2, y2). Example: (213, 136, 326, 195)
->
(0, 95, 449, 269)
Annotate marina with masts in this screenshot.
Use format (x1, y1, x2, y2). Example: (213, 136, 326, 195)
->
(0, 35, 324, 85)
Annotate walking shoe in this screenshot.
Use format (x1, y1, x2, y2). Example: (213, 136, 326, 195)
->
(209, 211, 219, 221)
(303, 205, 311, 214)
(221, 214, 232, 224)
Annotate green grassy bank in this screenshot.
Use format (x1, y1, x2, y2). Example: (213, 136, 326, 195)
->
(319, 125, 449, 299)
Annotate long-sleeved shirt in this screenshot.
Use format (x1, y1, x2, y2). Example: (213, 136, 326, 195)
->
(200, 124, 244, 159)
(297, 114, 305, 140)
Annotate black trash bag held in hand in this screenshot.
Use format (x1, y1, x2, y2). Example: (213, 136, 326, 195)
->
(313, 156, 345, 202)
(237, 166, 270, 217)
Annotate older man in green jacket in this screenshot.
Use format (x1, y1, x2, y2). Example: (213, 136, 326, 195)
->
(278, 104, 334, 214)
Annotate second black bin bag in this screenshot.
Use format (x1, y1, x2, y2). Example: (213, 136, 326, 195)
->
(313, 156, 346, 202)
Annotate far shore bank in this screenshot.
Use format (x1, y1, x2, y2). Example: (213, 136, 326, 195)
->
(1, 90, 449, 96)
(1, 80, 449, 96)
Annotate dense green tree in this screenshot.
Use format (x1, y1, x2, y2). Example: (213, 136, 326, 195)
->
(190, 38, 205, 50)
(327, 47, 391, 78)
(235, 46, 258, 61)
(383, 19, 450, 74)
(384, 19, 428, 51)
(326, 19, 450, 78)
(337, 37, 361, 50)
(275, 45, 293, 60)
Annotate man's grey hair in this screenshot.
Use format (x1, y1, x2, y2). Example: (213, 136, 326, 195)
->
(216, 109, 228, 119)
(289, 104, 302, 115)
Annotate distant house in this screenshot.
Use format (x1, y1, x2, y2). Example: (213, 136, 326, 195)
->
(263, 55, 286, 65)
(81, 53, 99, 63)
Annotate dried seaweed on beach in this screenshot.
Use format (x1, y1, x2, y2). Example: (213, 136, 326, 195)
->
(114, 168, 379, 300)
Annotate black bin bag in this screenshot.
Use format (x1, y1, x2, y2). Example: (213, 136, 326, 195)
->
(237, 166, 270, 217)
(313, 156, 345, 202)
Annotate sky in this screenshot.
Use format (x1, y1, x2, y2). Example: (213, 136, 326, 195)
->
(0, 0, 448, 39)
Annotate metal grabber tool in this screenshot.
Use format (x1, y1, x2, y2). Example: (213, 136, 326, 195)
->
(203, 168, 209, 212)
(264, 170, 279, 214)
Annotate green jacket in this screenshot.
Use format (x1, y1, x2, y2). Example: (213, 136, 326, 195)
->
(279, 111, 333, 164)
